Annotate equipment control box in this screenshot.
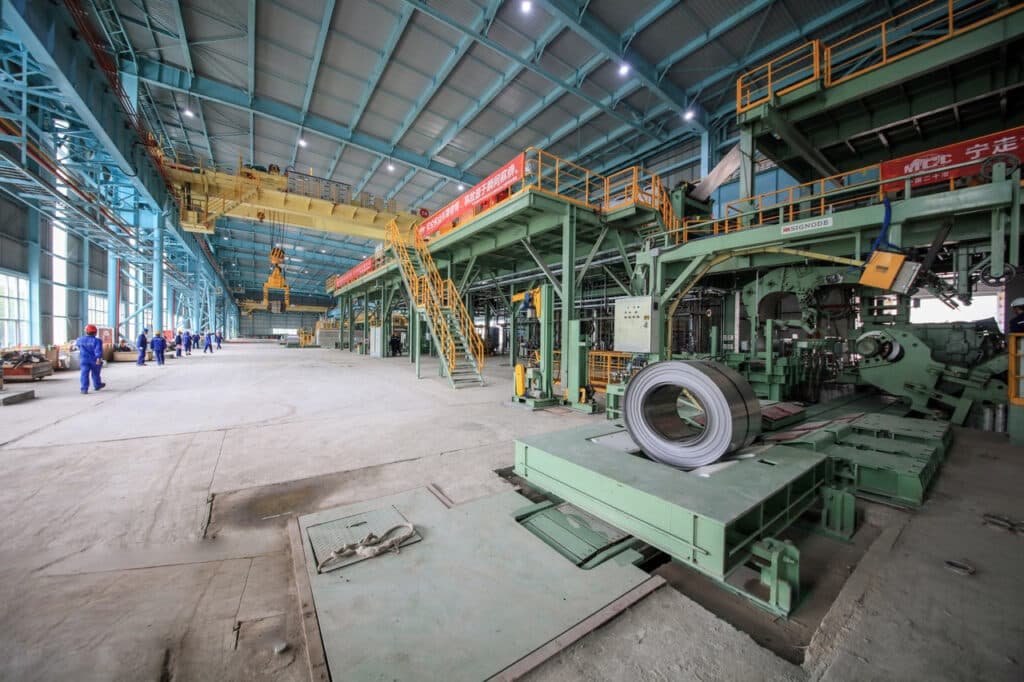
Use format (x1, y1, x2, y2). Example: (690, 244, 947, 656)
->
(614, 296, 659, 353)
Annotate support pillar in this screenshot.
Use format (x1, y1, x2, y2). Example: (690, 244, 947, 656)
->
(152, 217, 164, 333)
(79, 237, 90, 328)
(739, 127, 756, 221)
(27, 209, 41, 345)
(107, 251, 118, 332)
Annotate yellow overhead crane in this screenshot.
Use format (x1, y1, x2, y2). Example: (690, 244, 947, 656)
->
(161, 155, 420, 241)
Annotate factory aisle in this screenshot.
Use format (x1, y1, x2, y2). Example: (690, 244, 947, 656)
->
(0, 344, 1020, 681)
(0, 344, 592, 681)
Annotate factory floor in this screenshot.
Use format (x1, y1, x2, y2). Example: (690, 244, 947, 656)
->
(0, 344, 1020, 681)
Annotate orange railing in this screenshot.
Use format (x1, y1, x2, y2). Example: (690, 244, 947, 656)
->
(737, 41, 820, 114)
(737, 0, 1024, 113)
(522, 147, 606, 208)
(826, 0, 1021, 86)
(1010, 333, 1024, 406)
(550, 349, 634, 393)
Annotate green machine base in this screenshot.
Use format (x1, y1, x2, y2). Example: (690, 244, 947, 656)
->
(514, 424, 856, 618)
(780, 413, 951, 508)
(510, 394, 561, 409)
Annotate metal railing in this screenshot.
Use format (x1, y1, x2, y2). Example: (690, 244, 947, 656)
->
(736, 0, 1024, 113)
(331, 147, 684, 291)
(737, 41, 820, 114)
(550, 349, 634, 393)
(670, 155, 1008, 244)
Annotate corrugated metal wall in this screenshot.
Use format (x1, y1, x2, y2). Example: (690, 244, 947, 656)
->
(240, 311, 325, 337)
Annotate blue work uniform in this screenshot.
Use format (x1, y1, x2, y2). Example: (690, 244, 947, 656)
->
(215, 333, 222, 349)
(183, 332, 192, 354)
(175, 334, 183, 357)
(203, 333, 214, 353)
(136, 332, 149, 365)
(151, 335, 167, 365)
(77, 335, 105, 394)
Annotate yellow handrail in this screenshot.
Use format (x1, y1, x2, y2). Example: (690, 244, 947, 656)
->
(1011, 333, 1024, 406)
(738, 1, 1024, 112)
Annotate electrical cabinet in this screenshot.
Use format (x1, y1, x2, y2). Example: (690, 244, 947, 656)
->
(614, 296, 659, 353)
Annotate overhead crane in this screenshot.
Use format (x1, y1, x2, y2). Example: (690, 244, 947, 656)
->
(324, 0, 1024, 621)
(160, 157, 420, 241)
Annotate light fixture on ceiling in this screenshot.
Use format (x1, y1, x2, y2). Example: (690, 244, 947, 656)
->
(183, 108, 194, 118)
(387, 160, 395, 172)
(618, 63, 630, 77)
(521, 1, 532, 14)
(222, 236, 228, 240)
(298, 138, 308, 147)
(683, 109, 696, 122)
(457, 183, 465, 191)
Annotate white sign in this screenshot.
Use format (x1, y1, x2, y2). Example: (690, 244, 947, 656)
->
(780, 216, 833, 235)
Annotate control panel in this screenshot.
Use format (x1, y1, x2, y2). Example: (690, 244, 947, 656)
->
(614, 296, 659, 353)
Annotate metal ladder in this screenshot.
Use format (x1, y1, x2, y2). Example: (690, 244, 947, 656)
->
(386, 221, 485, 388)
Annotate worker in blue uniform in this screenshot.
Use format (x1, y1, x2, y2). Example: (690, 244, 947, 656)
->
(175, 330, 183, 357)
(136, 328, 149, 365)
(183, 330, 192, 355)
(203, 330, 214, 353)
(1011, 298, 1024, 334)
(77, 324, 106, 395)
(151, 331, 167, 366)
(215, 330, 223, 349)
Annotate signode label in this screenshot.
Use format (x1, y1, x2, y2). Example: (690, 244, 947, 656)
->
(780, 216, 833, 235)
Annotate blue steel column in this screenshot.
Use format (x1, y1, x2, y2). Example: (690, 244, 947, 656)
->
(80, 237, 90, 327)
(700, 131, 711, 178)
(152, 217, 164, 332)
(106, 250, 118, 331)
(27, 208, 41, 344)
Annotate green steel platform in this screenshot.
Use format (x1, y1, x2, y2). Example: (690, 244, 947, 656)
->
(514, 423, 853, 616)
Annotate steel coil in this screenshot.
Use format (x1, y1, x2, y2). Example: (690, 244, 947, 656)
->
(623, 360, 761, 469)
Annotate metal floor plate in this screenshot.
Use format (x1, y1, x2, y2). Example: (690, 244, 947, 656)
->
(298, 488, 655, 681)
(307, 506, 421, 572)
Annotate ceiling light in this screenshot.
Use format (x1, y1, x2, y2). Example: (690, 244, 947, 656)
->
(387, 161, 395, 172)
(618, 63, 630, 76)
(521, 1, 532, 13)
(683, 109, 696, 122)
(53, 118, 70, 130)
(222, 236, 228, 240)
(298, 138, 308, 147)
(183, 109, 194, 118)
(457, 183, 465, 191)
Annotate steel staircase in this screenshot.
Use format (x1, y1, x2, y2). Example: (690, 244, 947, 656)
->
(386, 221, 485, 388)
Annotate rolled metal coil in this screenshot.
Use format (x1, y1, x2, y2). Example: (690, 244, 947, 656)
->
(623, 360, 761, 469)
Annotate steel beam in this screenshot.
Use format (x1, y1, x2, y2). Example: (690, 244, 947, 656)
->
(399, 0, 664, 143)
(290, 0, 337, 166)
(128, 57, 480, 187)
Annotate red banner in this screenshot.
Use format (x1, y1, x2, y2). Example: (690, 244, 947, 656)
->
(881, 125, 1024, 191)
(335, 256, 376, 289)
(417, 154, 525, 239)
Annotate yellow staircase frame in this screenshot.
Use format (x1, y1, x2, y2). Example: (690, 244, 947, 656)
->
(385, 221, 485, 380)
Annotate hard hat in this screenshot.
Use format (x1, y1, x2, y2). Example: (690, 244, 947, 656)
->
(143, 327, 149, 332)
(1012, 297, 1024, 308)
(85, 324, 98, 334)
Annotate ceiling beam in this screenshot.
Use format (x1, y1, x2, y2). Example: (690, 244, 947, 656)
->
(290, 0, 338, 166)
(537, 0, 703, 123)
(356, 0, 501, 196)
(126, 56, 480, 186)
(399, 0, 666, 144)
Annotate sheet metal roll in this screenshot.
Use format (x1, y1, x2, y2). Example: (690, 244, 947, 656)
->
(623, 360, 761, 469)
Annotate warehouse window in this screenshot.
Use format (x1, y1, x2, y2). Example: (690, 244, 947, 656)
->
(88, 294, 107, 326)
(51, 221, 69, 344)
(0, 271, 30, 347)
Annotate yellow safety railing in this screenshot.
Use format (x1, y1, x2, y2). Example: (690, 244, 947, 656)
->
(827, 0, 1021, 86)
(522, 147, 606, 208)
(1010, 333, 1024, 406)
(335, 147, 684, 290)
(736, 41, 820, 114)
(738, 1, 1024, 112)
(550, 349, 634, 393)
(673, 163, 884, 243)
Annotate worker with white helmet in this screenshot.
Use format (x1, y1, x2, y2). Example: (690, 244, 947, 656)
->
(1011, 297, 1024, 333)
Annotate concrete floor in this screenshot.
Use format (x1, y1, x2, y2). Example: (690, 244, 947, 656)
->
(0, 344, 1021, 681)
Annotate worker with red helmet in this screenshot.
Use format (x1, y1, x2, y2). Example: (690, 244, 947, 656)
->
(77, 324, 106, 395)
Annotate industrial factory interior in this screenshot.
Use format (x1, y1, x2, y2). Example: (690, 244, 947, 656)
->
(2, 0, 1024, 679)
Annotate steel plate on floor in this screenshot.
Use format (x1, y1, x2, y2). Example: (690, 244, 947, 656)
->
(307, 506, 421, 572)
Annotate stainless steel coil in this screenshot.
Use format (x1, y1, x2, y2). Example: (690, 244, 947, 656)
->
(623, 360, 761, 469)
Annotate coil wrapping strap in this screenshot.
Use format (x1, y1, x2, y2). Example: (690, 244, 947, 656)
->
(623, 361, 761, 469)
